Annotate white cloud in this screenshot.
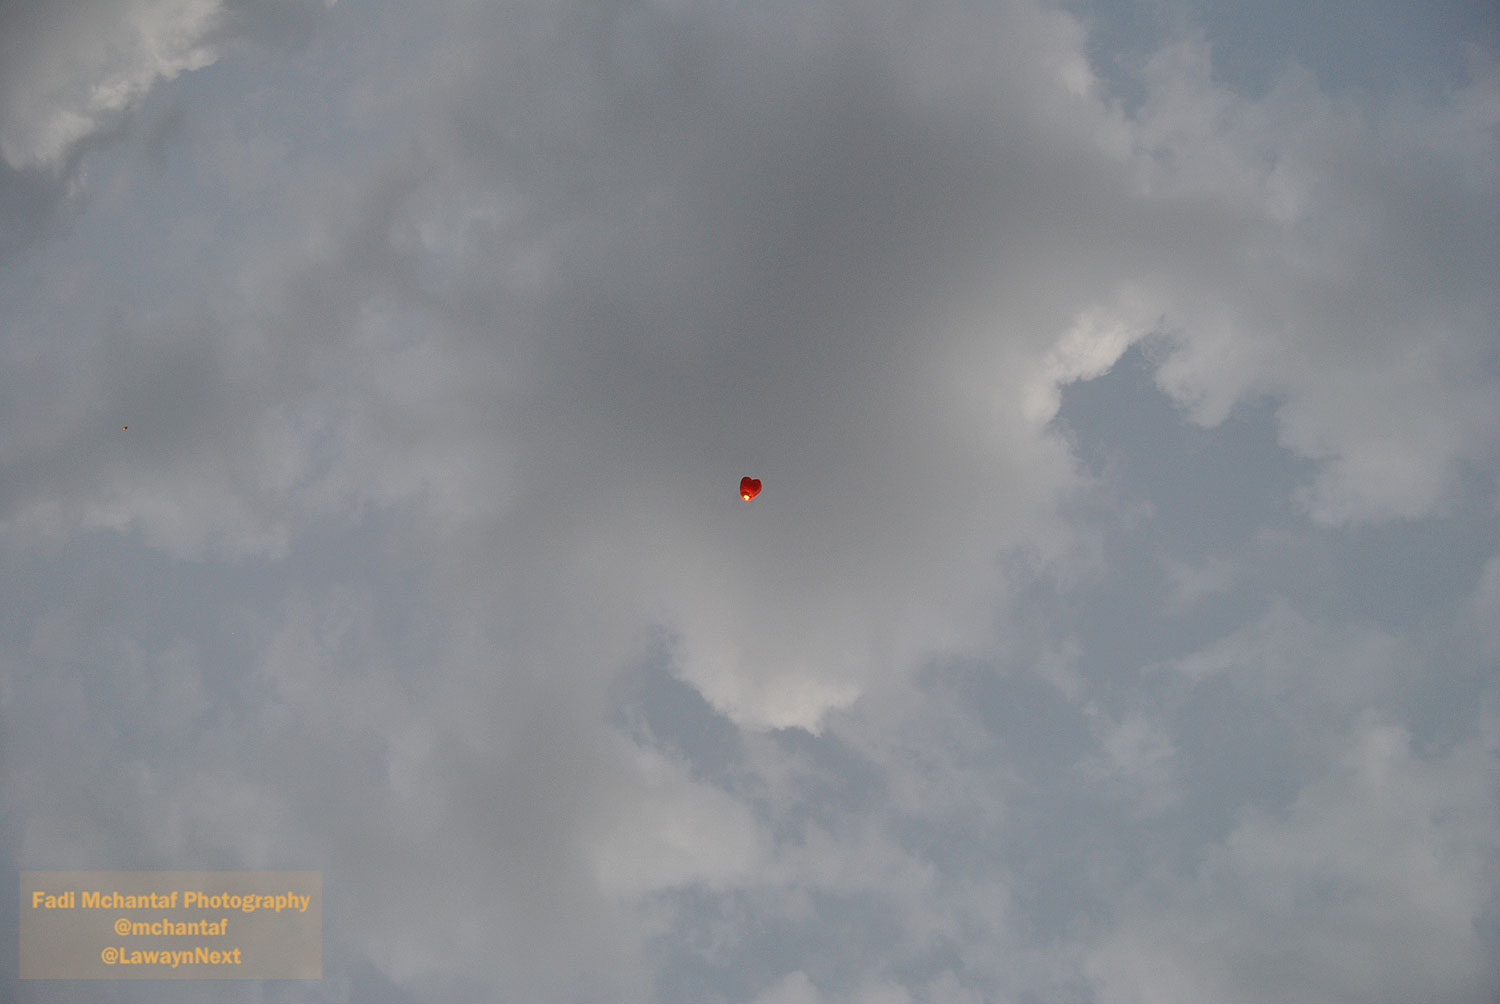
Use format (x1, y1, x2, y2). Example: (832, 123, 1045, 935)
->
(1079, 706, 1181, 815)
(1164, 598, 1403, 749)
(753, 971, 826, 1004)
(1023, 284, 1164, 425)
(0, 0, 224, 171)
(586, 746, 764, 898)
(1128, 33, 1500, 525)
(1087, 714, 1500, 1004)
(1162, 554, 1236, 610)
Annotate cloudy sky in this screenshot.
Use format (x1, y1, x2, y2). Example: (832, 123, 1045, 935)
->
(2, 0, 1498, 1001)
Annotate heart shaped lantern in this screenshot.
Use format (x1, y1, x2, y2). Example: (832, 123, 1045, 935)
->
(739, 476, 762, 501)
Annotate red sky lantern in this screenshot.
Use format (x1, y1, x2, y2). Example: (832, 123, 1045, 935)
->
(739, 476, 762, 501)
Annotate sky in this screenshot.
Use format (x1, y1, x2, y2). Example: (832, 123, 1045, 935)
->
(0, 0, 1497, 1001)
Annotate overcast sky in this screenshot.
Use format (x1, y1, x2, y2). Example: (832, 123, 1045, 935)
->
(1, 0, 1498, 1001)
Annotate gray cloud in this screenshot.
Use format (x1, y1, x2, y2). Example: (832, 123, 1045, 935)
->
(2, 1, 1497, 1002)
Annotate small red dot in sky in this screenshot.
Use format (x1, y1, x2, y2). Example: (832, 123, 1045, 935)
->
(122, 426, 128, 430)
